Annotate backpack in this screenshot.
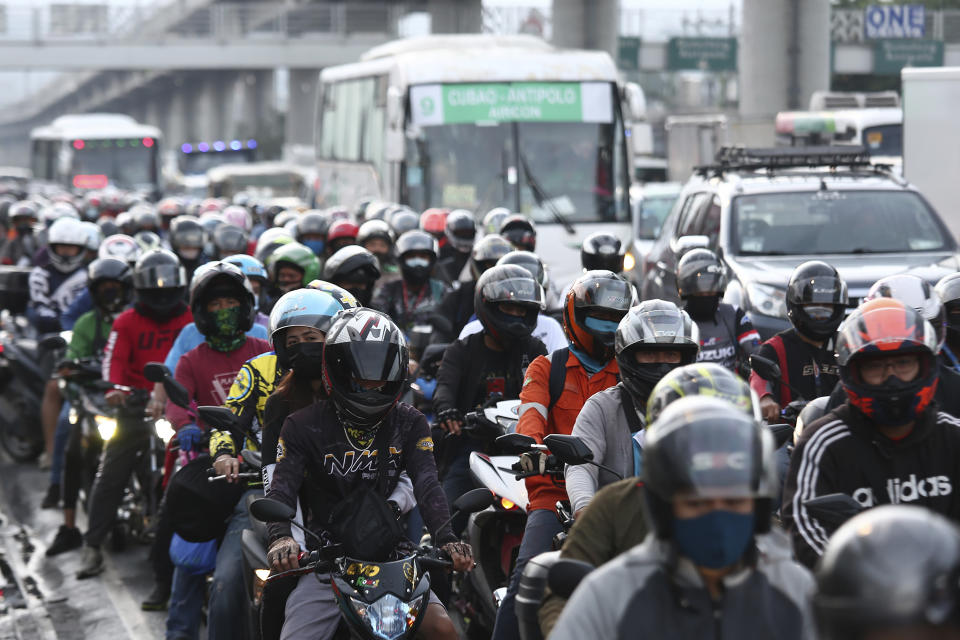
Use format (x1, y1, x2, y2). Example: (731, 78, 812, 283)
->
(547, 347, 570, 410)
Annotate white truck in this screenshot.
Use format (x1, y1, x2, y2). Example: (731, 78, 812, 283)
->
(902, 67, 960, 240)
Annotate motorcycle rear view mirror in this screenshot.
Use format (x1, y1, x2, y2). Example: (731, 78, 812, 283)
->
(143, 361, 172, 383)
(452, 488, 495, 514)
(547, 559, 595, 599)
(163, 377, 192, 411)
(197, 406, 239, 430)
(749, 355, 782, 382)
(39, 335, 67, 351)
(496, 433, 538, 454)
(803, 493, 864, 529)
(766, 423, 794, 449)
(240, 449, 262, 470)
(250, 498, 295, 523)
(543, 434, 593, 466)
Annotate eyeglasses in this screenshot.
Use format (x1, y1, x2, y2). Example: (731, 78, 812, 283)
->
(858, 355, 920, 379)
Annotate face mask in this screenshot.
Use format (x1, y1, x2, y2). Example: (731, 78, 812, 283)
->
(621, 361, 679, 409)
(402, 257, 432, 285)
(288, 342, 325, 379)
(685, 295, 720, 320)
(673, 510, 755, 569)
(95, 286, 125, 313)
(584, 316, 620, 336)
(179, 247, 201, 261)
(303, 239, 325, 256)
(15, 224, 32, 237)
(205, 306, 246, 352)
(569, 344, 608, 376)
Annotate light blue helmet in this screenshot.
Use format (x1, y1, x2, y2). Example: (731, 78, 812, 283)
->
(268, 285, 359, 369)
(224, 253, 268, 283)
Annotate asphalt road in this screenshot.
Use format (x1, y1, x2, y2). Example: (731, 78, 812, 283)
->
(0, 456, 168, 640)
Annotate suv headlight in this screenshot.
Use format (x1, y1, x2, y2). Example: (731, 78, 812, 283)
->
(349, 593, 427, 640)
(746, 282, 787, 318)
(95, 415, 117, 441)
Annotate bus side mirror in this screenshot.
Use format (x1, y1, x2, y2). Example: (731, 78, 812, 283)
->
(631, 123, 654, 157)
(624, 83, 647, 122)
(386, 86, 405, 162)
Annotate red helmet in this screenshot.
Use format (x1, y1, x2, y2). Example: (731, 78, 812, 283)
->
(327, 219, 359, 243)
(838, 298, 940, 426)
(562, 270, 634, 363)
(420, 208, 449, 246)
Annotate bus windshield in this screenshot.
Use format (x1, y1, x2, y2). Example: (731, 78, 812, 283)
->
(403, 82, 629, 223)
(71, 143, 157, 191)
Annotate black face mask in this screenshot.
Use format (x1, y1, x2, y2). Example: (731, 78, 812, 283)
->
(288, 342, 326, 380)
(135, 289, 186, 321)
(621, 361, 681, 410)
(15, 224, 32, 237)
(684, 295, 720, 320)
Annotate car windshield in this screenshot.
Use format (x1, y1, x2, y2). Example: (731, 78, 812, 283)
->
(862, 124, 902, 157)
(403, 82, 629, 223)
(637, 194, 679, 239)
(732, 190, 950, 255)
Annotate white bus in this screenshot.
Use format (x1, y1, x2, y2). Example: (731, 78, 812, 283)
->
(30, 113, 163, 198)
(313, 35, 646, 286)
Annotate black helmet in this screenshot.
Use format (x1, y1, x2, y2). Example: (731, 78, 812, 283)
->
(580, 232, 624, 273)
(296, 211, 330, 240)
(615, 300, 700, 411)
(470, 234, 513, 280)
(497, 250, 547, 288)
(96, 216, 119, 238)
(322, 245, 381, 307)
(499, 214, 536, 252)
(866, 274, 946, 350)
(562, 270, 633, 363)
(357, 220, 395, 249)
(212, 224, 249, 258)
(132, 207, 160, 233)
(322, 308, 409, 434)
(936, 272, 960, 348)
(169, 216, 205, 255)
(646, 362, 759, 426)
(86, 257, 134, 313)
(445, 209, 476, 253)
(677, 248, 726, 298)
(133, 249, 187, 318)
(474, 264, 545, 347)
(814, 505, 960, 640)
(396, 230, 438, 286)
(785, 260, 848, 341)
(643, 396, 777, 539)
(188, 261, 256, 337)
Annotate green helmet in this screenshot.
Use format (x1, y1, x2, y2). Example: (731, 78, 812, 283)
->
(267, 241, 321, 286)
(645, 362, 759, 426)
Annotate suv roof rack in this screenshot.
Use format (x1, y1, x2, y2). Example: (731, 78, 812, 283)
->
(695, 145, 882, 176)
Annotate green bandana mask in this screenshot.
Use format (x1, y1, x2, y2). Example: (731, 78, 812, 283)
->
(205, 306, 246, 353)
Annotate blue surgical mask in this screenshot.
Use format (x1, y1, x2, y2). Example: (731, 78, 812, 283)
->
(584, 316, 620, 334)
(303, 239, 325, 256)
(672, 510, 755, 569)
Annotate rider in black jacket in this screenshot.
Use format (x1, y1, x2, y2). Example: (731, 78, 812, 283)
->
(266, 308, 472, 640)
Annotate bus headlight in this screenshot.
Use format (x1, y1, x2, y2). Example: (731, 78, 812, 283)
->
(96, 415, 117, 441)
(154, 418, 175, 444)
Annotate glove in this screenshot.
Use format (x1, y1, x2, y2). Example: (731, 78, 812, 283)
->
(177, 424, 205, 453)
(267, 536, 301, 572)
(441, 541, 475, 572)
(519, 450, 549, 474)
(437, 408, 463, 424)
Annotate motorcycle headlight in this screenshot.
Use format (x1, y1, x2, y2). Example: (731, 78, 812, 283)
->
(623, 251, 636, 272)
(154, 418, 175, 444)
(96, 415, 117, 441)
(349, 593, 427, 640)
(69, 408, 79, 425)
(746, 282, 787, 318)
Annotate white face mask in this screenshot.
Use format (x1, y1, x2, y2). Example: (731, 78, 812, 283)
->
(179, 247, 200, 261)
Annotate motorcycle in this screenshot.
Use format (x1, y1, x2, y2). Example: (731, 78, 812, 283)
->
(249, 488, 495, 640)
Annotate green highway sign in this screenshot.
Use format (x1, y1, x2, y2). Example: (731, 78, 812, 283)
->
(874, 38, 943, 74)
(667, 37, 737, 72)
(618, 36, 641, 71)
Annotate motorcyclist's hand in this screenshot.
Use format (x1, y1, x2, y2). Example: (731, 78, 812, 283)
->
(443, 419, 463, 436)
(213, 454, 240, 483)
(519, 450, 548, 474)
(267, 536, 300, 573)
(408, 360, 419, 376)
(148, 382, 167, 419)
(442, 541, 474, 572)
(759, 396, 780, 423)
(177, 424, 205, 453)
(105, 390, 126, 407)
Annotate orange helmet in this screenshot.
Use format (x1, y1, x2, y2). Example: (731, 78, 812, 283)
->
(562, 270, 633, 363)
(837, 298, 939, 426)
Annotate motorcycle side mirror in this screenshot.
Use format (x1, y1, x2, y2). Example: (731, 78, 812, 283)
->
(749, 354, 782, 382)
(250, 498, 295, 523)
(39, 335, 67, 351)
(496, 433, 537, 454)
(766, 423, 794, 449)
(197, 406, 239, 430)
(240, 449, 262, 470)
(452, 488, 495, 514)
(543, 434, 594, 466)
(547, 559, 595, 599)
(143, 361, 172, 383)
(803, 493, 864, 529)
(163, 377, 192, 411)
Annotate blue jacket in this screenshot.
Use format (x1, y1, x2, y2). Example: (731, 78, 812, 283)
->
(164, 322, 269, 371)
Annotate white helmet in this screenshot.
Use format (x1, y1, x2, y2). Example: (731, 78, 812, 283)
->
(99, 234, 141, 265)
(47, 218, 88, 273)
(41, 202, 80, 226)
(79, 221, 102, 252)
(222, 205, 252, 232)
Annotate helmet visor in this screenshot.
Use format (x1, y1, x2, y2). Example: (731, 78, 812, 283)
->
(616, 309, 693, 350)
(480, 276, 545, 309)
(836, 302, 938, 366)
(175, 229, 204, 249)
(788, 275, 848, 306)
(331, 339, 408, 382)
(573, 277, 633, 312)
(133, 263, 185, 289)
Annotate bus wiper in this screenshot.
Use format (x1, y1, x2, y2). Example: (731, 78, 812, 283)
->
(518, 151, 576, 235)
